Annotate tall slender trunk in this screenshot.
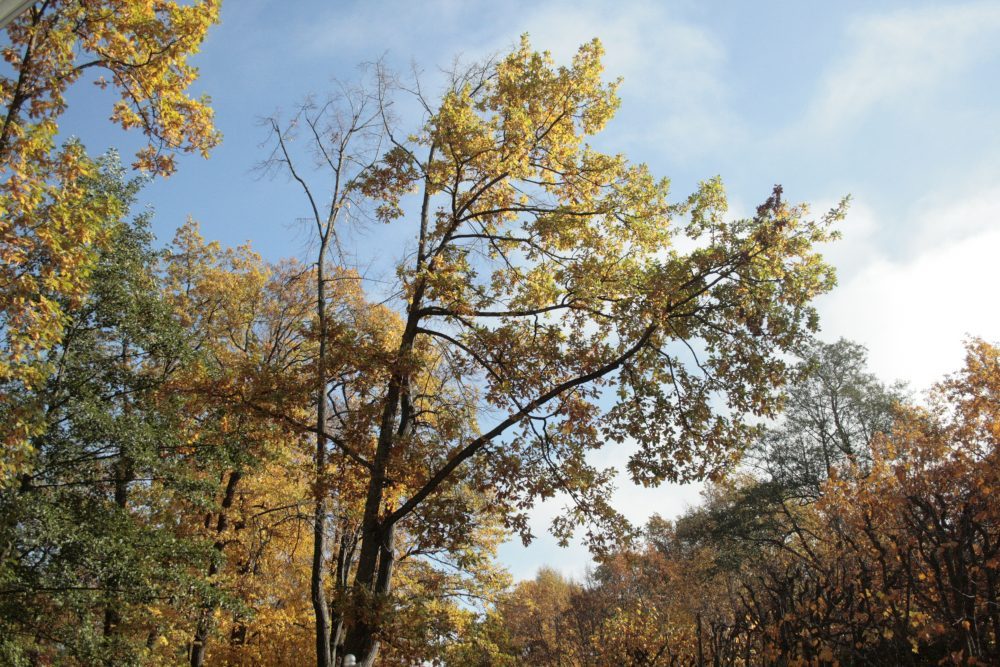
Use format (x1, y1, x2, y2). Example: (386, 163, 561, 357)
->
(330, 516, 359, 660)
(190, 469, 242, 667)
(696, 612, 704, 667)
(343, 308, 418, 663)
(342, 297, 418, 663)
(312, 241, 333, 667)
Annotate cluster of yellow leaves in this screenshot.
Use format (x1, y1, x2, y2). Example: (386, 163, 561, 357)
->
(2, 0, 221, 174)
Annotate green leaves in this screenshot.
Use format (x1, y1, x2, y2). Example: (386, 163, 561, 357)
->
(0, 159, 221, 664)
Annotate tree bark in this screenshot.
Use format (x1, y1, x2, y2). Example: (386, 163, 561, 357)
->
(0, 4, 41, 163)
(190, 469, 242, 667)
(312, 240, 333, 667)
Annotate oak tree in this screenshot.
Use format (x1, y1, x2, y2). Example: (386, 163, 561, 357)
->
(267, 36, 841, 665)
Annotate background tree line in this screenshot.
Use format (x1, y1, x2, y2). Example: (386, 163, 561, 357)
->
(463, 339, 1000, 666)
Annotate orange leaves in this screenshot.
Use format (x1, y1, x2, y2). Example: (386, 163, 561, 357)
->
(528, 340, 999, 666)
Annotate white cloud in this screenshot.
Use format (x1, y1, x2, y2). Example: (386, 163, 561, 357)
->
(499, 483, 706, 582)
(817, 194, 1000, 392)
(814, 198, 880, 278)
(507, 0, 736, 158)
(804, 2, 1000, 134)
(907, 184, 1000, 255)
(297, 0, 736, 161)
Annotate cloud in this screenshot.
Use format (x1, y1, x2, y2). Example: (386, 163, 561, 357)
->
(817, 192, 1000, 392)
(296, 0, 736, 161)
(906, 184, 1000, 255)
(480, 0, 738, 159)
(804, 2, 1000, 134)
(499, 484, 705, 582)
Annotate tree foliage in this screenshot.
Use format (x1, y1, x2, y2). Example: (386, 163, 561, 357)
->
(0, 157, 216, 665)
(10, 28, 988, 667)
(0, 0, 220, 480)
(260, 34, 839, 664)
(471, 339, 1000, 666)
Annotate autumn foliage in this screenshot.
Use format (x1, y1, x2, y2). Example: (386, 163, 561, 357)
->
(1, 12, 996, 667)
(471, 339, 1000, 666)
(0, 0, 220, 480)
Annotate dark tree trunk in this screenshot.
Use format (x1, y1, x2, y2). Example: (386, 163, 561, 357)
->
(190, 469, 242, 667)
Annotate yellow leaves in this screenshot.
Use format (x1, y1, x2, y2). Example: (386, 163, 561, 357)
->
(427, 34, 623, 212)
(0, 145, 123, 479)
(3, 0, 220, 173)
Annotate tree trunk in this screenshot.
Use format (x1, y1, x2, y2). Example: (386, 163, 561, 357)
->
(330, 518, 358, 660)
(190, 469, 242, 667)
(312, 245, 333, 667)
(344, 522, 395, 667)
(337, 145, 434, 664)
(696, 612, 704, 667)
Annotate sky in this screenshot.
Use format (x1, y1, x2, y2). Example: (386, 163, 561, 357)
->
(52, 0, 1000, 581)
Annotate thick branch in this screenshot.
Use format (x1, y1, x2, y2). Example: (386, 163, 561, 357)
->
(384, 321, 658, 526)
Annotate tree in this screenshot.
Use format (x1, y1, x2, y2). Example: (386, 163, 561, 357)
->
(586, 339, 999, 666)
(750, 338, 906, 497)
(0, 155, 218, 665)
(815, 338, 1000, 665)
(160, 221, 509, 665)
(492, 567, 579, 665)
(266, 35, 841, 665)
(160, 221, 315, 666)
(0, 0, 221, 480)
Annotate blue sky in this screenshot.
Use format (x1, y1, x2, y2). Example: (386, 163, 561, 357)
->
(54, 0, 1000, 580)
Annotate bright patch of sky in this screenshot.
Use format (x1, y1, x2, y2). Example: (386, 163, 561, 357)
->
(52, 0, 1000, 581)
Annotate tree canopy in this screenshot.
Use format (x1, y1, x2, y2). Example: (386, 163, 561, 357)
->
(2, 15, 995, 667)
(1, 0, 220, 480)
(258, 35, 840, 664)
